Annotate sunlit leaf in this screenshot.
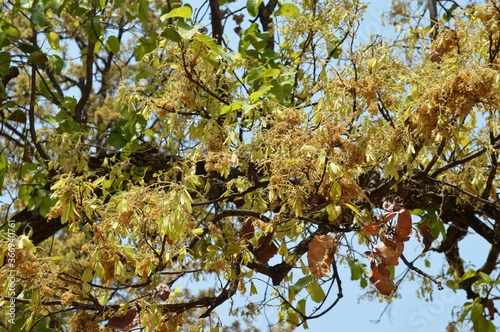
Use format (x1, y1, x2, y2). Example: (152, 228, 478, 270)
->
(307, 278, 326, 303)
(246, 0, 263, 17)
(177, 22, 201, 40)
(274, 3, 300, 18)
(47, 31, 60, 51)
(48, 54, 64, 73)
(18, 235, 36, 253)
(160, 5, 192, 20)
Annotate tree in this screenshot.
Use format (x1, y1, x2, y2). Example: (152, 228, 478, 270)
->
(0, 0, 499, 331)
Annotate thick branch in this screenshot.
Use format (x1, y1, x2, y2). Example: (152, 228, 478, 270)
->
(74, 41, 95, 124)
(28, 30, 49, 162)
(209, 0, 223, 45)
(430, 142, 500, 178)
(428, 0, 439, 37)
(258, 0, 278, 50)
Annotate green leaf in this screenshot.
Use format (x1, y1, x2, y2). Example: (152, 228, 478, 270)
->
(350, 261, 365, 281)
(0, 52, 11, 76)
(48, 54, 64, 73)
(274, 3, 300, 18)
(18, 235, 37, 253)
(219, 101, 242, 116)
(246, 0, 263, 17)
(307, 279, 326, 303)
(459, 269, 477, 282)
(471, 304, 495, 332)
(39, 196, 57, 217)
(250, 282, 258, 295)
(326, 35, 342, 59)
(0, 154, 7, 194)
(82, 266, 93, 285)
(27, 51, 48, 65)
(75, 0, 90, 14)
(106, 35, 120, 54)
(30, 2, 45, 27)
(245, 68, 280, 83)
(47, 31, 60, 51)
(195, 34, 226, 56)
(177, 22, 200, 40)
(160, 5, 192, 20)
(249, 84, 272, 103)
(109, 131, 127, 149)
(20, 0, 34, 9)
(84, 16, 102, 43)
(134, 35, 157, 61)
(162, 27, 181, 42)
(326, 204, 341, 222)
(8, 109, 27, 123)
(18, 43, 39, 54)
(287, 309, 299, 326)
(296, 298, 306, 315)
(47, 0, 64, 12)
(290, 276, 311, 296)
(115, 259, 124, 276)
(446, 279, 458, 290)
(138, 0, 150, 23)
(478, 271, 492, 283)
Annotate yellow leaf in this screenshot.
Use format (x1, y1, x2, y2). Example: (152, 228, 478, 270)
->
(191, 228, 204, 236)
(48, 31, 60, 51)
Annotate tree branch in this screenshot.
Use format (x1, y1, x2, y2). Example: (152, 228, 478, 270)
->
(28, 30, 49, 162)
(258, 0, 278, 50)
(430, 142, 500, 178)
(428, 0, 439, 39)
(74, 41, 95, 124)
(209, 0, 223, 45)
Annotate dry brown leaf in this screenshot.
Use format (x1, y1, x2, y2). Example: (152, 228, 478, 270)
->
(240, 218, 254, 240)
(307, 235, 337, 278)
(484, 299, 496, 320)
(365, 250, 375, 260)
(419, 224, 434, 252)
(152, 283, 171, 301)
(381, 212, 397, 223)
(382, 195, 403, 212)
(362, 222, 382, 236)
(255, 236, 278, 264)
(374, 240, 404, 266)
(369, 262, 395, 295)
(107, 307, 140, 331)
(381, 233, 398, 249)
(395, 209, 412, 242)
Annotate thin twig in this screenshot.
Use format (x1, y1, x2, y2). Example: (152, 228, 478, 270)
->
(401, 254, 443, 290)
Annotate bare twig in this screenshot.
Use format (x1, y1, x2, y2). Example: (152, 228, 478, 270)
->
(401, 254, 443, 290)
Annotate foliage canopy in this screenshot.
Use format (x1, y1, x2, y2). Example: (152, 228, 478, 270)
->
(0, 0, 499, 331)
